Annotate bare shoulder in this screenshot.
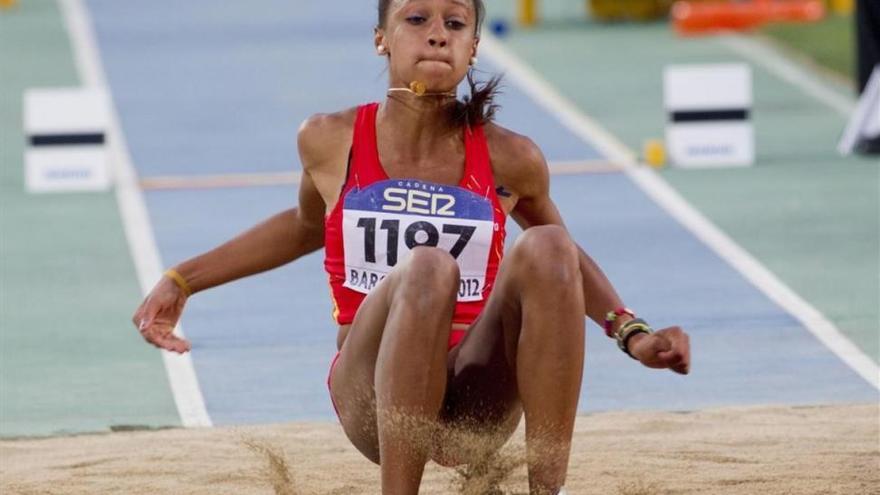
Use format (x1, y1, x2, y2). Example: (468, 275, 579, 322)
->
(297, 107, 359, 208)
(297, 107, 358, 173)
(483, 122, 549, 198)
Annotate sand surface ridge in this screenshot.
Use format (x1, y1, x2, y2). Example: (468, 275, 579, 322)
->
(1, 403, 878, 494)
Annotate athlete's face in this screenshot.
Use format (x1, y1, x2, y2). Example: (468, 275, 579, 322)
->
(376, 0, 479, 92)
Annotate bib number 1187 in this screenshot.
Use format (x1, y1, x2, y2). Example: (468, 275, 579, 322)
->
(356, 217, 475, 267)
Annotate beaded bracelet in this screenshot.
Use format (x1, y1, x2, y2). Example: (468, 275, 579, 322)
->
(603, 307, 635, 337)
(615, 318, 654, 359)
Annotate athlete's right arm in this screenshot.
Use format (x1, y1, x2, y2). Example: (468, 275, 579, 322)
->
(132, 111, 352, 353)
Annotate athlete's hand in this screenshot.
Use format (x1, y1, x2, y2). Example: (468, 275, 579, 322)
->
(131, 275, 191, 354)
(628, 326, 690, 375)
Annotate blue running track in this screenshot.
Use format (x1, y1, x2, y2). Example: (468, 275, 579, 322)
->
(86, 0, 876, 426)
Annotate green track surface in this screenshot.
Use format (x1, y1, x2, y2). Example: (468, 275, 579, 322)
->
(0, 0, 179, 437)
(487, 4, 879, 361)
(761, 14, 855, 82)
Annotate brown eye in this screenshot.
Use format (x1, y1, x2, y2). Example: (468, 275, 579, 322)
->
(406, 15, 426, 25)
(446, 19, 466, 30)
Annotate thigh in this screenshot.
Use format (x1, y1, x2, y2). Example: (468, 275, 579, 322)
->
(327, 277, 395, 464)
(328, 247, 458, 464)
(436, 256, 526, 459)
(438, 225, 583, 455)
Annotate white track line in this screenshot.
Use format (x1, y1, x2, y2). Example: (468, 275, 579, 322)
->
(718, 34, 855, 117)
(550, 159, 624, 175)
(60, 0, 212, 427)
(480, 34, 879, 390)
(137, 160, 622, 191)
(140, 171, 303, 190)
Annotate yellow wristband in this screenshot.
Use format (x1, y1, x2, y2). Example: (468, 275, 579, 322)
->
(164, 269, 193, 297)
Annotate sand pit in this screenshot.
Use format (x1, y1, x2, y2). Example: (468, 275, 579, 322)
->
(1, 403, 877, 494)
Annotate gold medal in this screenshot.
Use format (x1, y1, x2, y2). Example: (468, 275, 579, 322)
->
(409, 80, 427, 96)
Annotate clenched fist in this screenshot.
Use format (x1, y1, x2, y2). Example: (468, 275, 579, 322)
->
(628, 326, 690, 375)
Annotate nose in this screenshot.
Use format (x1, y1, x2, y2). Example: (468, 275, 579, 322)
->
(427, 19, 448, 48)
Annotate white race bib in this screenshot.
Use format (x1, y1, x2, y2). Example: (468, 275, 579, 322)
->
(342, 179, 495, 302)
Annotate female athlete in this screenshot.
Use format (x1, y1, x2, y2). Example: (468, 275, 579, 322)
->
(132, 1, 691, 493)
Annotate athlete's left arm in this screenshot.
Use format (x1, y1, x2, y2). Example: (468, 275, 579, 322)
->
(502, 134, 690, 374)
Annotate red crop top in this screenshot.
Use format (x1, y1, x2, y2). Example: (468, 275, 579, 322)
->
(323, 103, 507, 325)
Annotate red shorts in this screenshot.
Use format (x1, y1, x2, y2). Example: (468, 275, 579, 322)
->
(326, 329, 467, 418)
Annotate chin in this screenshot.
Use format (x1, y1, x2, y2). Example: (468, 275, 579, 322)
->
(421, 71, 465, 89)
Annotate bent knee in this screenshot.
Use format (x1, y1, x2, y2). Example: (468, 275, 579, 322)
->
(511, 225, 579, 278)
(394, 247, 460, 294)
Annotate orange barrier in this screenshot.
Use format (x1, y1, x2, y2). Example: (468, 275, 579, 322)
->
(672, 0, 825, 35)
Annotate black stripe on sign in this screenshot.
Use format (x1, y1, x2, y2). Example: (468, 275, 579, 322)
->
(30, 133, 105, 146)
(671, 109, 749, 123)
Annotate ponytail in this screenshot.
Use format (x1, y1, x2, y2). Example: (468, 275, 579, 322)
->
(449, 70, 503, 128)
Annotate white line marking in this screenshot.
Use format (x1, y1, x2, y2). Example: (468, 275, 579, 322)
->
(480, 34, 879, 390)
(140, 171, 303, 190)
(550, 159, 624, 175)
(481, 36, 639, 166)
(137, 160, 623, 191)
(838, 66, 880, 154)
(717, 34, 855, 117)
(60, 0, 213, 427)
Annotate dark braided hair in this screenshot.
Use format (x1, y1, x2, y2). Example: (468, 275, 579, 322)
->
(377, 0, 503, 128)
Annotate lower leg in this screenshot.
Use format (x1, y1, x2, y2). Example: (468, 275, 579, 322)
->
(511, 228, 585, 494)
(520, 323, 583, 493)
(375, 249, 459, 494)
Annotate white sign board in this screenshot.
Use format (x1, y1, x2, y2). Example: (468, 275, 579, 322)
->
(24, 87, 111, 192)
(664, 63, 754, 168)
